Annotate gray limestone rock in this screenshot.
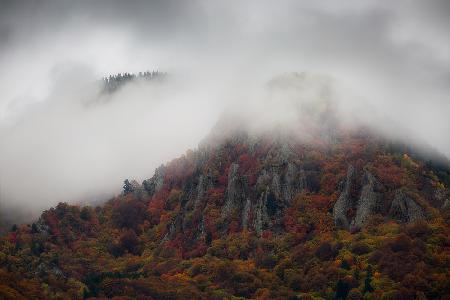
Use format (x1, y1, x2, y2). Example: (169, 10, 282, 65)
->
(351, 171, 381, 229)
(282, 162, 307, 204)
(271, 171, 282, 200)
(434, 188, 450, 210)
(194, 174, 205, 208)
(389, 190, 425, 223)
(143, 165, 166, 196)
(222, 163, 247, 218)
(333, 165, 355, 229)
(442, 199, 450, 210)
(256, 170, 271, 195)
(253, 191, 270, 235)
(242, 198, 252, 230)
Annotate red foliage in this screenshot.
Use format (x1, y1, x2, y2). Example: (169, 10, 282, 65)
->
(218, 173, 228, 186)
(183, 242, 207, 259)
(148, 188, 170, 224)
(228, 221, 240, 234)
(235, 143, 249, 155)
(239, 154, 258, 173)
(164, 155, 196, 188)
(8, 232, 17, 244)
(44, 211, 61, 237)
(261, 230, 273, 239)
(112, 195, 148, 229)
(373, 155, 409, 189)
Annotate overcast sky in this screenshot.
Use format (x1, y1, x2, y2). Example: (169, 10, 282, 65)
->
(0, 0, 449, 213)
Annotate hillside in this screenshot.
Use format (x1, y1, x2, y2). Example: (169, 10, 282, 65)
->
(0, 75, 449, 299)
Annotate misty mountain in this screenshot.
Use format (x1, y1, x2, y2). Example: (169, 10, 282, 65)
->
(1, 73, 449, 299)
(1, 1, 449, 299)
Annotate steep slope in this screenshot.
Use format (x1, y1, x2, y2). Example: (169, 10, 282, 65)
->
(0, 74, 449, 299)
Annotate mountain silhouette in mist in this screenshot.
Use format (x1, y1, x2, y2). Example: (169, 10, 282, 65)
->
(1, 73, 449, 299)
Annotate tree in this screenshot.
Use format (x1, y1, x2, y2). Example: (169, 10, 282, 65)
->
(112, 198, 147, 230)
(31, 223, 39, 234)
(123, 179, 137, 194)
(336, 279, 350, 300)
(80, 207, 92, 221)
(119, 229, 141, 255)
(347, 288, 362, 300)
(363, 265, 374, 294)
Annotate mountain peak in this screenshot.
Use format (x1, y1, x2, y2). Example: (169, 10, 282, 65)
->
(1, 72, 449, 299)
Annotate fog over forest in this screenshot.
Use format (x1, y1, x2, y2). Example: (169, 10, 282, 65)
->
(0, 0, 449, 220)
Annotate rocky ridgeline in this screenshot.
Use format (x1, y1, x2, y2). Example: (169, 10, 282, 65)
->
(332, 165, 431, 231)
(123, 131, 450, 240)
(122, 134, 315, 237)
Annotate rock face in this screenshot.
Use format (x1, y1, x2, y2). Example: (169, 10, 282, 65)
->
(433, 188, 450, 210)
(283, 162, 307, 205)
(333, 167, 382, 230)
(242, 199, 252, 230)
(222, 163, 248, 218)
(139, 132, 446, 237)
(215, 147, 309, 233)
(443, 199, 450, 210)
(351, 171, 381, 229)
(332, 165, 429, 230)
(194, 174, 207, 209)
(389, 190, 425, 223)
(333, 165, 355, 229)
(253, 192, 270, 235)
(143, 165, 166, 196)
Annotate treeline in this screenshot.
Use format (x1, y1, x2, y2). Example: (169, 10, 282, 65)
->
(102, 70, 166, 93)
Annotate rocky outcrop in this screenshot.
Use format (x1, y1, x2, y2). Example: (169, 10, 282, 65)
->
(443, 199, 450, 210)
(35, 262, 65, 279)
(163, 215, 183, 241)
(334, 167, 384, 230)
(196, 175, 206, 202)
(389, 190, 425, 223)
(433, 188, 450, 210)
(253, 191, 270, 235)
(282, 162, 307, 204)
(143, 165, 166, 196)
(222, 163, 247, 218)
(271, 171, 282, 200)
(242, 198, 251, 230)
(333, 165, 355, 229)
(351, 171, 380, 229)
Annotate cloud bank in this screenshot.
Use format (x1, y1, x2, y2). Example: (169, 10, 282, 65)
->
(0, 0, 449, 216)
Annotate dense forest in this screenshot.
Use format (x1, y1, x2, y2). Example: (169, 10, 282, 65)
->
(2, 0, 449, 298)
(1, 122, 449, 299)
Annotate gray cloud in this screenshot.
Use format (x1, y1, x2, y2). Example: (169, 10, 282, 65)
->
(0, 0, 449, 215)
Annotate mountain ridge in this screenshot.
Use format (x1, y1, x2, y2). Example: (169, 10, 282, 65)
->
(0, 74, 449, 299)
